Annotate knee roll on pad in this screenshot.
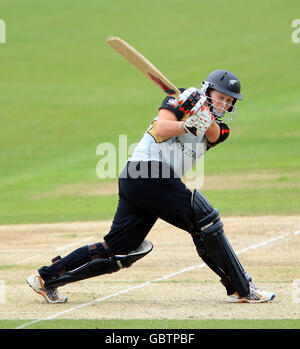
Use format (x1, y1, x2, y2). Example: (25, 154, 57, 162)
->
(191, 190, 251, 296)
(192, 190, 220, 230)
(44, 240, 153, 289)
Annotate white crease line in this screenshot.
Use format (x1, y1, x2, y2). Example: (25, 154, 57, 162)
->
(152, 263, 206, 282)
(16, 230, 299, 329)
(16, 282, 151, 329)
(236, 232, 291, 255)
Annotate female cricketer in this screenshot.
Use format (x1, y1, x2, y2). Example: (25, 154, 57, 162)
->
(27, 69, 275, 304)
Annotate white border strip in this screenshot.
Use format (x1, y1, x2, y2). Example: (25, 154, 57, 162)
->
(16, 230, 299, 329)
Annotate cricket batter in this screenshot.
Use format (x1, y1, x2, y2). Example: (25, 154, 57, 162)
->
(27, 69, 275, 304)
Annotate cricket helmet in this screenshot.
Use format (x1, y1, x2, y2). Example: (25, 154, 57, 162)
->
(205, 69, 243, 101)
(202, 69, 243, 119)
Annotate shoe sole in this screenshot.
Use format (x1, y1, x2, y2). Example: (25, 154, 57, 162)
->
(242, 294, 275, 303)
(27, 275, 51, 303)
(228, 294, 275, 303)
(27, 275, 67, 304)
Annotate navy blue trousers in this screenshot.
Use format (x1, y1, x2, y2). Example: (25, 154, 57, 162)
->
(39, 161, 195, 280)
(104, 161, 195, 255)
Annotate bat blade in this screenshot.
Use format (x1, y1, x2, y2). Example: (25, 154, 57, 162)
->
(106, 36, 181, 98)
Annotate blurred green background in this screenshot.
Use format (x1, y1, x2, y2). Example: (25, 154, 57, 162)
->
(0, 0, 299, 223)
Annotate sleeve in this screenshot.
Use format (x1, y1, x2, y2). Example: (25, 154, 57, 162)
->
(158, 88, 186, 121)
(206, 122, 230, 150)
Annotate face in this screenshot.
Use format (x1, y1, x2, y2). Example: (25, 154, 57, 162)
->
(207, 90, 234, 114)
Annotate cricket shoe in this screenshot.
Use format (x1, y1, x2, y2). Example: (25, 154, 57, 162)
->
(27, 272, 68, 304)
(228, 282, 275, 303)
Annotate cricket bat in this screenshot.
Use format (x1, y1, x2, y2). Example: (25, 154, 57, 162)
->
(106, 36, 181, 98)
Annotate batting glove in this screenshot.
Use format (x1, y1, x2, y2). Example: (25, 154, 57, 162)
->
(183, 105, 214, 137)
(172, 87, 203, 114)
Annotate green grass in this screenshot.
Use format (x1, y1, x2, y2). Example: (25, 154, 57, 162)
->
(0, 0, 299, 224)
(1, 319, 299, 329)
(1, 186, 299, 224)
(0, 194, 118, 224)
(203, 187, 300, 216)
